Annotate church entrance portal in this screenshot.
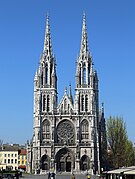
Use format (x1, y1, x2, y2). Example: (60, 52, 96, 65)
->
(40, 154, 50, 171)
(55, 148, 74, 172)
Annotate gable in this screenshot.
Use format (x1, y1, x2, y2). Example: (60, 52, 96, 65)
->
(57, 94, 73, 114)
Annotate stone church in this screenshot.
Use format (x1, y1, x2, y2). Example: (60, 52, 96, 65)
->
(27, 14, 106, 174)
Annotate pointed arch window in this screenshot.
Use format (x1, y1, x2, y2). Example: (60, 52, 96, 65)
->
(42, 120, 50, 140)
(43, 95, 46, 111)
(45, 65, 48, 84)
(81, 95, 84, 111)
(47, 95, 50, 112)
(85, 95, 88, 112)
(83, 67, 86, 84)
(81, 119, 89, 140)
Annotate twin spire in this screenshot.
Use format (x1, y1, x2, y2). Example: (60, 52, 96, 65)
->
(43, 13, 89, 59)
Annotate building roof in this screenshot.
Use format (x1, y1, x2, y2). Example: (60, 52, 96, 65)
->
(0, 146, 18, 151)
(107, 166, 135, 175)
(18, 149, 27, 155)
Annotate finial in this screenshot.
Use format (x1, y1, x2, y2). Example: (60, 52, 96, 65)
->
(69, 83, 72, 96)
(82, 11, 86, 30)
(45, 13, 50, 35)
(83, 11, 86, 23)
(69, 83, 73, 104)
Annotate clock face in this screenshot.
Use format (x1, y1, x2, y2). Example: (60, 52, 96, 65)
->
(57, 121, 74, 140)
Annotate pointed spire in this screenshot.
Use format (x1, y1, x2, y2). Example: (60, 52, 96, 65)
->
(52, 60, 56, 76)
(43, 14, 53, 57)
(80, 12, 89, 56)
(69, 83, 73, 104)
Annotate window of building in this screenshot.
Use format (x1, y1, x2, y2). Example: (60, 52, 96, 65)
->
(11, 154, 13, 157)
(43, 95, 46, 111)
(8, 159, 10, 164)
(85, 95, 88, 111)
(22, 156, 24, 160)
(22, 161, 24, 164)
(41, 72, 43, 86)
(82, 119, 88, 132)
(47, 95, 50, 112)
(18, 161, 20, 164)
(4, 159, 6, 164)
(11, 159, 13, 163)
(81, 119, 89, 140)
(83, 67, 86, 84)
(4, 154, 6, 157)
(42, 120, 50, 140)
(15, 154, 17, 157)
(8, 154, 10, 157)
(15, 159, 17, 164)
(45, 66, 48, 84)
(81, 95, 84, 111)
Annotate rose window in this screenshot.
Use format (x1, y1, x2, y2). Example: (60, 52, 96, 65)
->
(57, 121, 74, 142)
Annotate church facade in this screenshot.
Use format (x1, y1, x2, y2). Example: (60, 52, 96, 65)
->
(27, 14, 105, 174)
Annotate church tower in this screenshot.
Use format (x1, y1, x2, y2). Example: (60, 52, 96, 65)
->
(32, 15, 57, 173)
(74, 13, 100, 173)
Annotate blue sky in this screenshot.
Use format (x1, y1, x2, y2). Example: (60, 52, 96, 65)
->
(0, 0, 135, 144)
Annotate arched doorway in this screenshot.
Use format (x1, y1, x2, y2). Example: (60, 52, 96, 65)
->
(55, 148, 74, 172)
(80, 155, 90, 171)
(40, 154, 50, 171)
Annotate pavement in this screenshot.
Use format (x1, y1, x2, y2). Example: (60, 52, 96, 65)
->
(21, 173, 99, 179)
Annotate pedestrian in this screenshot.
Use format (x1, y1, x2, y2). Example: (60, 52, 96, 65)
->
(72, 173, 75, 179)
(51, 172, 55, 179)
(48, 172, 51, 179)
(87, 174, 91, 179)
(8, 174, 11, 179)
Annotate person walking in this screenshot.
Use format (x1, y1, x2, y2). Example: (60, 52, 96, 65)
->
(48, 172, 51, 179)
(72, 173, 75, 179)
(87, 174, 91, 179)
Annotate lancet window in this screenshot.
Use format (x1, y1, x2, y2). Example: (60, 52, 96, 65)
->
(81, 119, 89, 140)
(85, 95, 88, 111)
(47, 95, 50, 112)
(43, 95, 46, 111)
(81, 95, 84, 111)
(42, 119, 50, 140)
(45, 65, 48, 84)
(83, 67, 86, 84)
